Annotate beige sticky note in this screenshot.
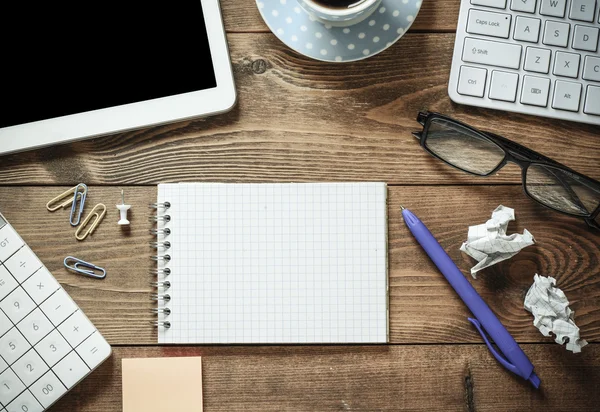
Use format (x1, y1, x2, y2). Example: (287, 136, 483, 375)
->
(122, 357, 203, 412)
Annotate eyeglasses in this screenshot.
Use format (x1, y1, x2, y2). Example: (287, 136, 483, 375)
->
(413, 111, 600, 230)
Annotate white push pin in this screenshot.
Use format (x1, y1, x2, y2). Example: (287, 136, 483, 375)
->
(117, 190, 131, 225)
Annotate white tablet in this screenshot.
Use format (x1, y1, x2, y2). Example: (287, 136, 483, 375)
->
(0, 0, 236, 156)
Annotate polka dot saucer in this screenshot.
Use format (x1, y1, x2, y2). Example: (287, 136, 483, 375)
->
(256, 0, 423, 63)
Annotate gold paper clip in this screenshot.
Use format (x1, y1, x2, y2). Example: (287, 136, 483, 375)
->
(75, 203, 107, 241)
(46, 184, 88, 224)
(46, 186, 78, 212)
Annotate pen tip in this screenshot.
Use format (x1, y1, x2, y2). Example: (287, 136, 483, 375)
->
(400, 205, 405, 211)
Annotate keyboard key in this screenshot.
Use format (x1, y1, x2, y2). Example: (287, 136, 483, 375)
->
(53, 351, 90, 389)
(458, 65, 488, 97)
(514, 16, 541, 42)
(543, 20, 571, 47)
(76, 332, 111, 370)
(0, 327, 29, 365)
(29, 371, 67, 409)
(0, 266, 18, 302)
(0, 288, 36, 324)
(583, 56, 600, 81)
(471, 0, 507, 8)
(0, 311, 11, 339)
(552, 80, 583, 111)
(3, 246, 41, 284)
(553, 51, 581, 78)
(467, 9, 512, 38)
(5, 390, 44, 412)
(511, 0, 537, 13)
(573, 25, 599, 51)
(0, 368, 25, 406)
(521, 75, 551, 106)
(463, 37, 522, 69)
(540, 0, 567, 17)
(489, 70, 519, 101)
(12, 348, 49, 386)
(21, 268, 60, 305)
(17, 309, 53, 346)
(0, 226, 24, 264)
(570, 0, 597, 22)
(39, 289, 77, 327)
(35, 330, 71, 367)
(58, 311, 95, 348)
(524, 47, 552, 73)
(584, 85, 600, 114)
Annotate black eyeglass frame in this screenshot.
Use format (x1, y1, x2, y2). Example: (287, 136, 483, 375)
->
(413, 111, 600, 230)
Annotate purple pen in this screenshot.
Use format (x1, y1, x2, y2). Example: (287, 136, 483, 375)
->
(402, 206, 540, 389)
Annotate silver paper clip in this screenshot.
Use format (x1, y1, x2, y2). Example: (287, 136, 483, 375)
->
(70, 183, 88, 226)
(64, 256, 106, 279)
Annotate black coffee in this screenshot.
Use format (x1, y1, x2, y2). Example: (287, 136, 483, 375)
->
(311, 0, 367, 9)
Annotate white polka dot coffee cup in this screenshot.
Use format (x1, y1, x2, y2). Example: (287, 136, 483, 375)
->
(297, 0, 383, 27)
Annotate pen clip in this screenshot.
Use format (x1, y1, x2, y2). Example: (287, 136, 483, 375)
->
(467, 317, 519, 375)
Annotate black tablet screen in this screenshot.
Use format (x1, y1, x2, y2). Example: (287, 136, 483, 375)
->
(1, 1, 217, 128)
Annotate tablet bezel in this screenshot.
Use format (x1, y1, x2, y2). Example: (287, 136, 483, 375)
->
(0, 0, 236, 156)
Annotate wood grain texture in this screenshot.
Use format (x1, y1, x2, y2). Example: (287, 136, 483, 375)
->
(0, 34, 598, 185)
(1, 185, 598, 346)
(221, 0, 461, 33)
(49, 344, 600, 412)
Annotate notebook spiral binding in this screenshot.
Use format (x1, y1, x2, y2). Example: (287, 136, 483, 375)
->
(150, 202, 171, 329)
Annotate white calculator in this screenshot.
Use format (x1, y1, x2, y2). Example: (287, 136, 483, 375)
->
(0, 211, 111, 411)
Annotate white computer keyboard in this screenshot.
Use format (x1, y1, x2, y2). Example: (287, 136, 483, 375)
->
(449, 0, 600, 126)
(0, 212, 111, 412)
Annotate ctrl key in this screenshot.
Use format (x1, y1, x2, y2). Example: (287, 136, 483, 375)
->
(458, 66, 488, 97)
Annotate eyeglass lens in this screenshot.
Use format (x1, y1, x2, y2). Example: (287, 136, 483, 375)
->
(526, 164, 600, 217)
(424, 118, 505, 176)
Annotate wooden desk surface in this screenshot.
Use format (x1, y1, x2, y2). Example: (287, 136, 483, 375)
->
(1, 1, 599, 410)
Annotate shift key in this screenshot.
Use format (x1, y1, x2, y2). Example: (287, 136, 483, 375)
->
(463, 37, 522, 69)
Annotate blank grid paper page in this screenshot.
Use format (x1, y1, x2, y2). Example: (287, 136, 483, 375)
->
(157, 182, 388, 344)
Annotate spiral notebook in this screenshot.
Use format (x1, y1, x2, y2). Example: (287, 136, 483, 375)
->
(152, 182, 389, 344)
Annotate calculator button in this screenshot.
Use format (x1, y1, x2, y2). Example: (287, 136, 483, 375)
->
(11, 349, 48, 387)
(58, 311, 95, 348)
(5, 390, 44, 412)
(29, 371, 66, 408)
(17, 309, 53, 346)
(0, 368, 25, 406)
(0, 267, 18, 302)
(3, 247, 41, 285)
(39, 289, 77, 327)
(53, 351, 90, 389)
(0, 226, 24, 264)
(0, 357, 7, 374)
(0, 288, 35, 325)
(0, 327, 29, 365)
(21, 268, 60, 305)
(76, 332, 112, 369)
(0, 310, 12, 339)
(34, 330, 71, 368)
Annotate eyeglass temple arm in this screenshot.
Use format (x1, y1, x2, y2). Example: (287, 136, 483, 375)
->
(483, 131, 563, 167)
